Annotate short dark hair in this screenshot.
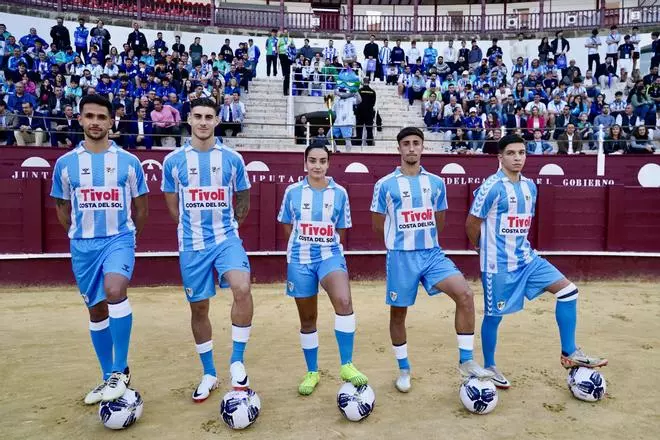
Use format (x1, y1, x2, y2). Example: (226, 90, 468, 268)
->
(304, 143, 331, 161)
(79, 94, 112, 116)
(497, 134, 525, 153)
(189, 97, 216, 111)
(114, 103, 125, 110)
(153, 97, 163, 104)
(397, 126, 424, 144)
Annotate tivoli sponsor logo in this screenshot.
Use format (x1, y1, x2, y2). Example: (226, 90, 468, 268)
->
(296, 221, 336, 245)
(183, 186, 229, 210)
(396, 207, 435, 231)
(75, 187, 124, 210)
(498, 214, 532, 236)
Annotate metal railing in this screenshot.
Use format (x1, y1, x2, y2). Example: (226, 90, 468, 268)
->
(4, 1, 660, 35)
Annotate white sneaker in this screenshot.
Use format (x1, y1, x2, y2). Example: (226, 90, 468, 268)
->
(192, 374, 218, 402)
(84, 381, 107, 405)
(458, 360, 495, 380)
(101, 371, 130, 401)
(486, 366, 511, 389)
(395, 369, 411, 393)
(230, 361, 249, 390)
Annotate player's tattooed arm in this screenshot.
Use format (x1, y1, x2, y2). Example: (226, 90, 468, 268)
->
(234, 189, 250, 226)
(54, 198, 72, 232)
(132, 194, 149, 238)
(465, 214, 483, 252)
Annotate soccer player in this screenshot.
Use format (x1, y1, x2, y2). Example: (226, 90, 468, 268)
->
(277, 143, 368, 396)
(50, 94, 149, 404)
(161, 97, 253, 402)
(466, 134, 608, 389)
(371, 127, 493, 393)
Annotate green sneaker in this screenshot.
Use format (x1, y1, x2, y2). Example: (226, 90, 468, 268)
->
(298, 372, 320, 396)
(340, 362, 368, 386)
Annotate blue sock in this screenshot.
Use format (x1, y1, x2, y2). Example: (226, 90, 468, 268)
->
(393, 343, 410, 370)
(335, 314, 356, 365)
(457, 333, 474, 364)
(556, 299, 578, 356)
(108, 299, 132, 373)
(89, 318, 113, 380)
(231, 324, 251, 364)
(300, 331, 319, 372)
(481, 315, 502, 368)
(196, 341, 216, 377)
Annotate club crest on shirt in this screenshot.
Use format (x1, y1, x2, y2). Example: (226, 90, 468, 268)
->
(525, 194, 531, 201)
(211, 166, 218, 173)
(81, 293, 89, 304)
(287, 281, 295, 292)
(497, 301, 505, 311)
(185, 287, 193, 298)
(389, 291, 398, 301)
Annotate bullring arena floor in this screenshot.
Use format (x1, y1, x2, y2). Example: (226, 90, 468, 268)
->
(1, 281, 658, 439)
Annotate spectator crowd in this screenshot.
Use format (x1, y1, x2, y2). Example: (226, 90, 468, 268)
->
(0, 18, 658, 154)
(0, 18, 254, 148)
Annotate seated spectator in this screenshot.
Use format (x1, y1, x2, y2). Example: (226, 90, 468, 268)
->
(593, 104, 615, 131)
(295, 115, 308, 145)
(484, 112, 500, 139)
(451, 127, 470, 153)
(597, 57, 619, 89)
(51, 104, 81, 148)
(0, 101, 17, 145)
(628, 125, 655, 153)
(583, 70, 600, 98)
(505, 106, 527, 138)
(527, 129, 554, 154)
(151, 97, 181, 147)
(609, 91, 627, 118)
(616, 104, 642, 135)
(36, 78, 54, 114)
(482, 128, 503, 154)
(464, 107, 485, 150)
(576, 112, 595, 150)
(385, 63, 399, 85)
(108, 104, 133, 147)
(423, 93, 442, 132)
(128, 107, 154, 150)
(14, 101, 48, 146)
(313, 127, 329, 146)
(526, 107, 547, 139)
(64, 77, 83, 107)
(553, 106, 575, 140)
(604, 124, 629, 154)
(630, 80, 655, 120)
(557, 122, 583, 154)
(7, 81, 37, 113)
(570, 95, 589, 118)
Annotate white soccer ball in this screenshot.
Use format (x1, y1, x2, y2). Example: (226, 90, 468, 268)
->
(98, 388, 144, 430)
(220, 389, 261, 430)
(459, 378, 498, 414)
(567, 367, 606, 402)
(336, 383, 375, 422)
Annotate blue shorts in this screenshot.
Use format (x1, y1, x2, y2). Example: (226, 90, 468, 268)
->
(70, 233, 136, 308)
(482, 256, 565, 316)
(385, 248, 461, 307)
(332, 126, 353, 139)
(179, 237, 250, 303)
(286, 255, 347, 298)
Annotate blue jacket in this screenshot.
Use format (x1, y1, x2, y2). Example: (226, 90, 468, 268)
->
(126, 119, 153, 149)
(19, 34, 47, 50)
(527, 141, 553, 154)
(7, 93, 37, 113)
(74, 26, 89, 48)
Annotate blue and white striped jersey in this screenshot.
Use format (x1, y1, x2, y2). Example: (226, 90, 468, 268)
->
(50, 142, 149, 240)
(161, 141, 251, 252)
(277, 177, 351, 265)
(370, 167, 447, 251)
(469, 170, 537, 274)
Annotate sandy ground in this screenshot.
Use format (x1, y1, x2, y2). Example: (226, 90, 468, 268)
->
(1, 280, 659, 440)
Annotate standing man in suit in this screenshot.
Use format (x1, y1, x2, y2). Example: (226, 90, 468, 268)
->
(505, 106, 527, 138)
(14, 101, 48, 146)
(127, 22, 148, 56)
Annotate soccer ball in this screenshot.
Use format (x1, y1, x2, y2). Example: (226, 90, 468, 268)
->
(98, 388, 144, 430)
(459, 378, 498, 414)
(567, 367, 606, 402)
(336, 383, 375, 422)
(220, 389, 261, 430)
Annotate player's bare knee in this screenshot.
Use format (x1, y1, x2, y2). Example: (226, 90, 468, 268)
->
(190, 300, 210, 320)
(299, 315, 317, 332)
(390, 307, 407, 325)
(104, 284, 127, 303)
(455, 287, 474, 310)
(334, 296, 353, 316)
(232, 282, 252, 302)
